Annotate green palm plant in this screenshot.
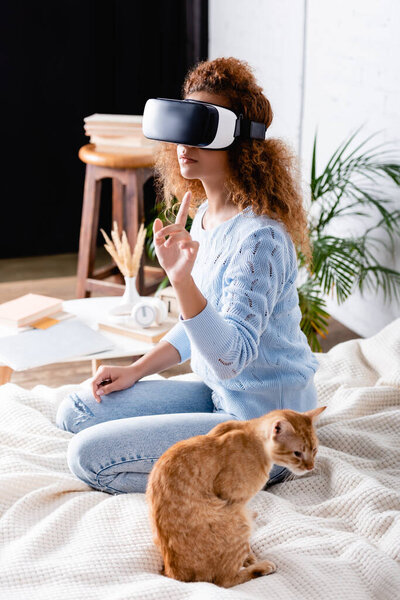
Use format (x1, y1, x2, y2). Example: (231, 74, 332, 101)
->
(298, 124, 400, 351)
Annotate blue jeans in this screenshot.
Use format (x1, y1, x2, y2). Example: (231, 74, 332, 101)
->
(56, 379, 289, 494)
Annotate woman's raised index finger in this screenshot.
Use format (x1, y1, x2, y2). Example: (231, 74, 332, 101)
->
(175, 191, 192, 226)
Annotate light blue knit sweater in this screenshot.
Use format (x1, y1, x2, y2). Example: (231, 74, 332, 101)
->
(162, 199, 320, 420)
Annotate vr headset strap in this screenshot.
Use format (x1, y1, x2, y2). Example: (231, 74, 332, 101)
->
(234, 114, 267, 140)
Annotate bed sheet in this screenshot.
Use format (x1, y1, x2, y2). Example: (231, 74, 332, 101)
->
(0, 319, 400, 599)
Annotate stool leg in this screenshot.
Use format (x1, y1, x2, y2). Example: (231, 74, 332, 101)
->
(76, 164, 102, 298)
(124, 169, 145, 294)
(112, 178, 124, 230)
(110, 178, 125, 286)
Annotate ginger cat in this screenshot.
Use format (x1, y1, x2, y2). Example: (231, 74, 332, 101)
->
(146, 406, 326, 588)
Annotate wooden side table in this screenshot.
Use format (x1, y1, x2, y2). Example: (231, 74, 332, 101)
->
(76, 143, 165, 298)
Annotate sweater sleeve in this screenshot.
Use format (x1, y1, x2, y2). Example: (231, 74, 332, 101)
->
(180, 226, 289, 379)
(161, 320, 191, 364)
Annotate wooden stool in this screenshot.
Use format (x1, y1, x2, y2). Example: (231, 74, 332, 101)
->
(76, 143, 164, 298)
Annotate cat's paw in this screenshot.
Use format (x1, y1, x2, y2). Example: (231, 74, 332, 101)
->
(250, 560, 276, 577)
(243, 551, 256, 566)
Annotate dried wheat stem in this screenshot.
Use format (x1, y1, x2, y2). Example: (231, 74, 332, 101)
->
(131, 223, 146, 275)
(120, 231, 131, 275)
(111, 221, 124, 257)
(100, 223, 146, 278)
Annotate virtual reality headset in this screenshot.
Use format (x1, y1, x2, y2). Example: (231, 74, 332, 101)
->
(142, 97, 268, 150)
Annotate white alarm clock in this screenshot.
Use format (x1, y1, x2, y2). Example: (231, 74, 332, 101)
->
(130, 297, 168, 328)
(107, 295, 168, 329)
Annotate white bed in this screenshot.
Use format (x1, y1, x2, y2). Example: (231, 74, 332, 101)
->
(0, 319, 399, 600)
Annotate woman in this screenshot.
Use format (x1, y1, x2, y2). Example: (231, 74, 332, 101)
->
(56, 57, 319, 494)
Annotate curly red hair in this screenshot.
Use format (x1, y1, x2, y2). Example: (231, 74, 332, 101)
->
(153, 56, 312, 265)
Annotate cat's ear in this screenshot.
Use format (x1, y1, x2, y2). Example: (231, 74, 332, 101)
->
(302, 406, 327, 423)
(271, 419, 295, 441)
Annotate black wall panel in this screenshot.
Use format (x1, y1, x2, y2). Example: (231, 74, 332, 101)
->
(0, 0, 208, 259)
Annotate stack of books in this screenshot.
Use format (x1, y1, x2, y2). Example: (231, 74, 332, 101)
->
(84, 113, 156, 153)
(0, 293, 72, 332)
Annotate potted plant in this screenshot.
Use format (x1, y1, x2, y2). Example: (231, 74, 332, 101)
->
(299, 124, 400, 351)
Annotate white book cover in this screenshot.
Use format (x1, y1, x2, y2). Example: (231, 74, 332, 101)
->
(0, 319, 114, 371)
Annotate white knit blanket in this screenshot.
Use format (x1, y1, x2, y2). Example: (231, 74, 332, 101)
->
(1, 320, 400, 600)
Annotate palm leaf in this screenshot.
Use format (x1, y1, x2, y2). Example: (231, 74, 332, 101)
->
(300, 124, 400, 351)
(298, 279, 330, 352)
(311, 235, 364, 302)
(311, 129, 318, 198)
(312, 123, 372, 201)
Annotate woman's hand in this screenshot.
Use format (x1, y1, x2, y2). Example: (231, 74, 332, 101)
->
(153, 191, 199, 285)
(91, 364, 142, 403)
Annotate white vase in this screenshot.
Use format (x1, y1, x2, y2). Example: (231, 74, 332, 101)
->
(108, 275, 141, 316)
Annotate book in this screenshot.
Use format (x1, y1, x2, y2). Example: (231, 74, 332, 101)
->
(92, 144, 156, 154)
(0, 293, 63, 328)
(84, 113, 143, 126)
(0, 319, 114, 371)
(89, 134, 150, 145)
(85, 128, 144, 136)
(0, 310, 76, 337)
(85, 127, 143, 137)
(84, 124, 143, 134)
(89, 136, 156, 151)
(97, 315, 177, 344)
(8, 310, 75, 332)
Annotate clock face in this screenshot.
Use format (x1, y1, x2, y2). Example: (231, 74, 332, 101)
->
(132, 303, 156, 327)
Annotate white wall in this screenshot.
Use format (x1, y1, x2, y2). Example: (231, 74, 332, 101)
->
(209, 0, 400, 337)
(209, 0, 305, 149)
